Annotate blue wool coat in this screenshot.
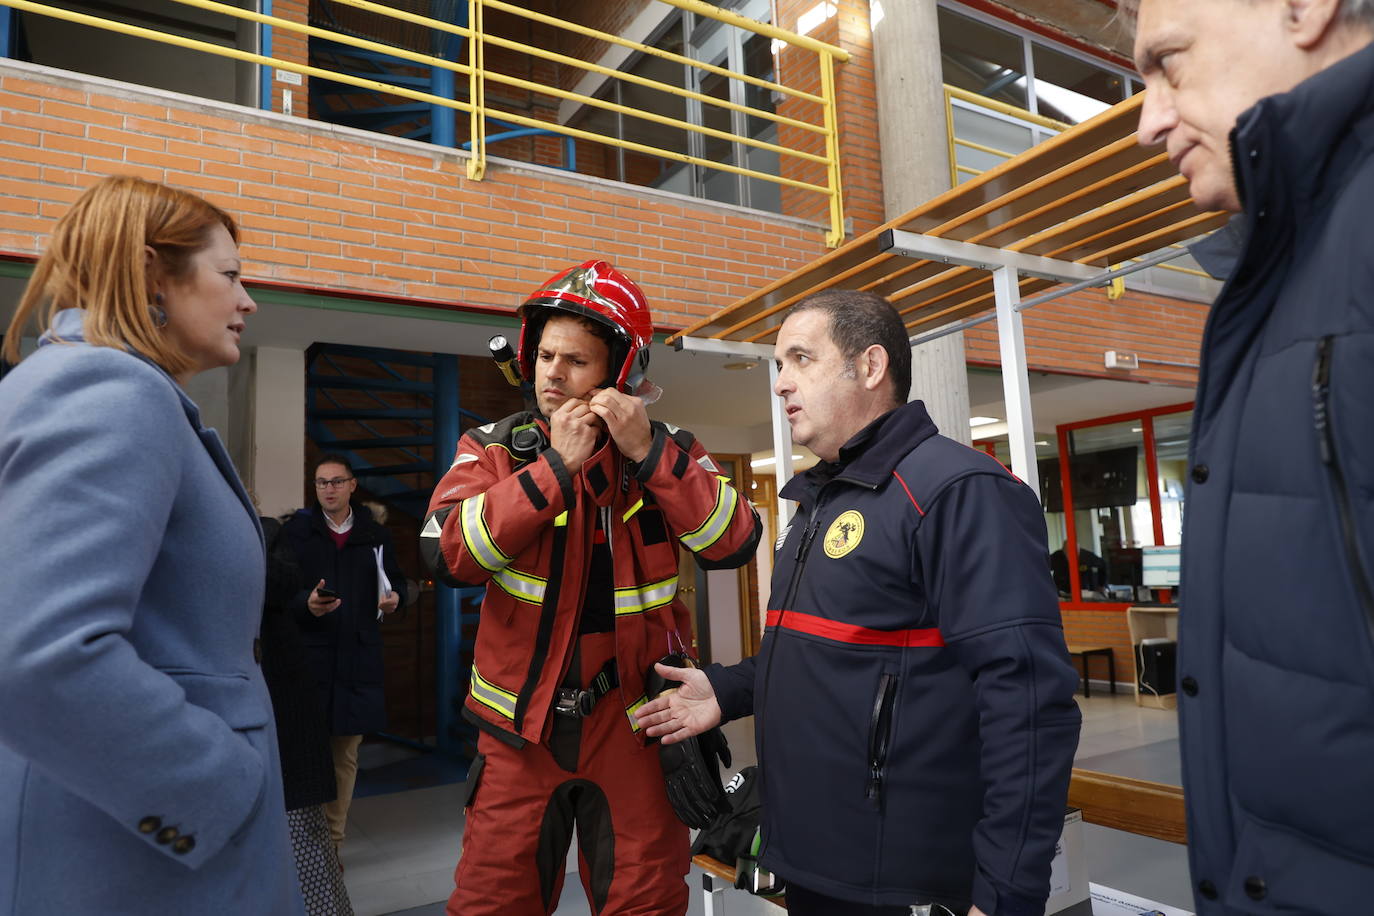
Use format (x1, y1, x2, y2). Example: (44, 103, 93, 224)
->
(0, 310, 302, 915)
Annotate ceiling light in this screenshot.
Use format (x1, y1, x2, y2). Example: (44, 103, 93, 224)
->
(723, 361, 757, 371)
(969, 416, 1000, 427)
(1035, 440, 1049, 446)
(1131, 427, 1142, 432)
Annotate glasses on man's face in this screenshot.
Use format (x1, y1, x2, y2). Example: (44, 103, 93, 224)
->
(315, 477, 354, 489)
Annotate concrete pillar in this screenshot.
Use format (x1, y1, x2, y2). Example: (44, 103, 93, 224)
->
(228, 345, 306, 517)
(871, 0, 972, 445)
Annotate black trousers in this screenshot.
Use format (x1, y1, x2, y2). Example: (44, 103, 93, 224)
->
(785, 883, 969, 916)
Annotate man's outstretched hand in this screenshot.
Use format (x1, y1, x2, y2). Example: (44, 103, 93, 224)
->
(634, 662, 722, 743)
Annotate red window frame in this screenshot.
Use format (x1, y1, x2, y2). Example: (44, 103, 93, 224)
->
(1053, 402, 1193, 612)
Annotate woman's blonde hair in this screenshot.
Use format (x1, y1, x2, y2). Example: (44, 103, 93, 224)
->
(2, 175, 238, 375)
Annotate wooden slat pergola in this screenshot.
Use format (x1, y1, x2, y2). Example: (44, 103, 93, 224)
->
(669, 92, 1225, 517)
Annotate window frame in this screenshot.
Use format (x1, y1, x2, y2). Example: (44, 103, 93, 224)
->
(1053, 401, 1194, 612)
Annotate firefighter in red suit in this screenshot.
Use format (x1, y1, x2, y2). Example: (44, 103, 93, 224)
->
(422, 261, 762, 915)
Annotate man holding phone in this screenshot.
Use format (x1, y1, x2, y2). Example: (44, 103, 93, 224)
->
(282, 453, 406, 852)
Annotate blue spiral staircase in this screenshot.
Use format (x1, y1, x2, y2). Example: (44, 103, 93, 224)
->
(306, 342, 485, 761)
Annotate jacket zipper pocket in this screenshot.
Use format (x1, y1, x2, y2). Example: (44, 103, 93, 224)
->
(1312, 336, 1374, 644)
(866, 673, 897, 807)
(755, 508, 823, 858)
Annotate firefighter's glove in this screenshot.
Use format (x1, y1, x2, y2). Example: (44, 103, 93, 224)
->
(646, 653, 733, 829)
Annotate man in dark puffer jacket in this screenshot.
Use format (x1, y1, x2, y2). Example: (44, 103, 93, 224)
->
(1128, 0, 1374, 911)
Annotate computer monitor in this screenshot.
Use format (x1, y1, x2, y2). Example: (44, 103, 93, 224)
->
(1142, 545, 1181, 588)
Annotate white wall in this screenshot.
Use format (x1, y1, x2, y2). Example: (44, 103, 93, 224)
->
(227, 345, 305, 517)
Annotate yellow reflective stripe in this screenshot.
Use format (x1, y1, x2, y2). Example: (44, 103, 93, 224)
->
(621, 498, 644, 523)
(625, 695, 648, 732)
(613, 576, 678, 616)
(470, 666, 517, 719)
(461, 493, 512, 572)
(491, 566, 547, 604)
(554, 510, 569, 527)
(679, 476, 738, 552)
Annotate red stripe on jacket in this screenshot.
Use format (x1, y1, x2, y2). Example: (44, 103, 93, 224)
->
(766, 609, 945, 647)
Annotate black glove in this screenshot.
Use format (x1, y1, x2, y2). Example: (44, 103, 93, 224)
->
(646, 654, 733, 829)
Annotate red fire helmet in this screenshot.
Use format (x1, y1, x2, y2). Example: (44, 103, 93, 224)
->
(517, 259, 654, 393)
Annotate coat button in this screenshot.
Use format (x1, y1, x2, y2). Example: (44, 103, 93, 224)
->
(1181, 676, 1198, 696)
(253, 637, 263, 664)
(1244, 876, 1267, 900)
(138, 816, 161, 834)
(1191, 464, 1210, 484)
(172, 835, 196, 855)
(156, 826, 179, 845)
(1198, 879, 1218, 900)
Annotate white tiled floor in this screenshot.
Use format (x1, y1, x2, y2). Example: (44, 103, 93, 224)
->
(340, 690, 1190, 916)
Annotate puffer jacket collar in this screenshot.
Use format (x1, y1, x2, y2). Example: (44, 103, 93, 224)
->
(1231, 38, 1374, 229)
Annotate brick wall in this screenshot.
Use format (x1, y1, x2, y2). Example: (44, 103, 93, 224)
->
(554, 0, 654, 92)
(774, 0, 885, 238)
(1061, 608, 1136, 685)
(0, 64, 827, 329)
(966, 286, 1206, 387)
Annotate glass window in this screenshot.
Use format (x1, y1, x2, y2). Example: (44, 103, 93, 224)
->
(951, 104, 1037, 178)
(1060, 421, 1150, 602)
(17, 0, 257, 106)
(937, 7, 1029, 110)
(1030, 44, 1122, 124)
(1152, 410, 1192, 546)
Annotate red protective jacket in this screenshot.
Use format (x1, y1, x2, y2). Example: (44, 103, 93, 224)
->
(423, 411, 762, 746)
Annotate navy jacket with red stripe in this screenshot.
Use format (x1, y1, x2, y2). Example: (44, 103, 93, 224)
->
(706, 400, 1081, 915)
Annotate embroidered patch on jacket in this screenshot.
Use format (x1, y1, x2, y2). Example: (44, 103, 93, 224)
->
(823, 510, 864, 559)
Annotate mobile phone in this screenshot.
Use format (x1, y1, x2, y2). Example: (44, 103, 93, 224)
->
(316, 587, 340, 600)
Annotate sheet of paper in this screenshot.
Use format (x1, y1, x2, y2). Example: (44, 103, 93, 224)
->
(374, 546, 392, 621)
(1089, 883, 1193, 916)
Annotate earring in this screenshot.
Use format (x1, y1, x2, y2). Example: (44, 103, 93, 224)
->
(150, 292, 167, 329)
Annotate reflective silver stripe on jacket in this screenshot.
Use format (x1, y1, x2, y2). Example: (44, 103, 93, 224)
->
(680, 476, 737, 553)
(461, 492, 512, 572)
(613, 576, 678, 616)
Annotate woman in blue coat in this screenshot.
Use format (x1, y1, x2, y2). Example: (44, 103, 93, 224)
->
(0, 176, 303, 915)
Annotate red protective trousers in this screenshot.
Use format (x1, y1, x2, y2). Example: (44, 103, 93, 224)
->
(447, 632, 689, 915)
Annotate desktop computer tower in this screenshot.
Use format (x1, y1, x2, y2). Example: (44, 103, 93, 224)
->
(1136, 640, 1177, 697)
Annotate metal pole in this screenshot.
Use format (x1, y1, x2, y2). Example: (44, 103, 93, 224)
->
(432, 354, 464, 759)
(767, 360, 794, 533)
(259, 0, 272, 110)
(430, 1, 456, 147)
(993, 266, 1038, 498)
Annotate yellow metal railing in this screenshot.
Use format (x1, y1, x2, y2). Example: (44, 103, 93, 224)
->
(942, 85, 1211, 282)
(3, 0, 850, 247)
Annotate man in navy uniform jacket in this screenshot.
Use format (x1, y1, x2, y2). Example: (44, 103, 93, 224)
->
(637, 291, 1081, 916)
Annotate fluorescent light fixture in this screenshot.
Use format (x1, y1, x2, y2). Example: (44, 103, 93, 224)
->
(1131, 427, 1143, 432)
(797, 2, 836, 36)
(1035, 440, 1049, 446)
(969, 416, 1000, 427)
(751, 455, 804, 469)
